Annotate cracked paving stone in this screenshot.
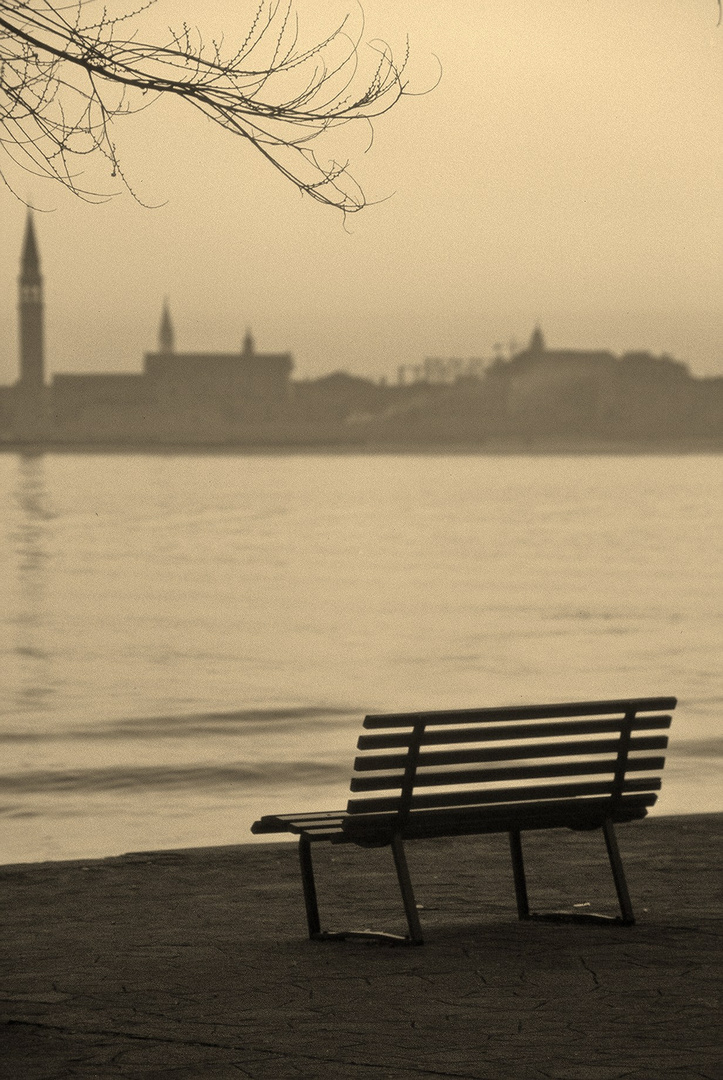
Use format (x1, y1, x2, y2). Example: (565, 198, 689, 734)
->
(1, 815, 721, 1079)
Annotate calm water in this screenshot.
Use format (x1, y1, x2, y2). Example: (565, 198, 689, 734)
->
(1, 451, 721, 864)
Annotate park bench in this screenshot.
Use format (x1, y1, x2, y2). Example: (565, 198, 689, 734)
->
(251, 696, 675, 944)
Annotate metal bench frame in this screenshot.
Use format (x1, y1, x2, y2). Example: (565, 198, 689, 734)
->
(252, 696, 675, 945)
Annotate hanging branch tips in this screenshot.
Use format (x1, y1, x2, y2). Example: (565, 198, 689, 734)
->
(0, 0, 430, 211)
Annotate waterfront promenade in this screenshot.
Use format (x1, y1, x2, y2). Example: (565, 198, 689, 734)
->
(1, 814, 721, 1079)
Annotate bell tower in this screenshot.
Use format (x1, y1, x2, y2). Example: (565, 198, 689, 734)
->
(18, 213, 45, 390)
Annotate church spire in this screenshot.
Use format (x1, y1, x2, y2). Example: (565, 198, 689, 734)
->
(242, 327, 255, 356)
(158, 298, 175, 354)
(20, 212, 42, 286)
(528, 324, 545, 354)
(18, 212, 45, 390)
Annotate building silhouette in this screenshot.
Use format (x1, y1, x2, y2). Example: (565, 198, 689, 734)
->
(0, 216, 720, 447)
(481, 326, 718, 438)
(1, 214, 294, 444)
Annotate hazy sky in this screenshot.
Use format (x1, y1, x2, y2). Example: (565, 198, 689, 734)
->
(0, 0, 721, 385)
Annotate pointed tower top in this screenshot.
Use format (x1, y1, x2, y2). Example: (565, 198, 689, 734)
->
(158, 298, 174, 354)
(20, 212, 42, 286)
(528, 325, 545, 354)
(242, 327, 255, 356)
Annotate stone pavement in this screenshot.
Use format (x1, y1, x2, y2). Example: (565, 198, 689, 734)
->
(1, 814, 721, 1079)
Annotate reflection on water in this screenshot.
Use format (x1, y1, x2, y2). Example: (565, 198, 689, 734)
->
(9, 453, 57, 714)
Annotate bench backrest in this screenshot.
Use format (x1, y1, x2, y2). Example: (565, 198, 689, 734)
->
(345, 697, 675, 833)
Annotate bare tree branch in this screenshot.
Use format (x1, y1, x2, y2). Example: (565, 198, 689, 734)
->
(0, 0, 419, 211)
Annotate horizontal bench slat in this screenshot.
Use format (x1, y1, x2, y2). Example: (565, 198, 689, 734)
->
(292, 826, 345, 839)
(347, 776, 662, 814)
(356, 714, 673, 750)
(340, 793, 658, 840)
(250, 811, 346, 835)
(344, 792, 658, 829)
(353, 735, 669, 773)
(254, 811, 346, 823)
(349, 755, 666, 793)
(362, 697, 676, 729)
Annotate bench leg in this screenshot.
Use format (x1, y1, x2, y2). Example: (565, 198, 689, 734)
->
(509, 824, 635, 925)
(602, 818, 635, 925)
(391, 834, 424, 945)
(299, 834, 421, 945)
(509, 829, 530, 920)
(298, 836, 322, 938)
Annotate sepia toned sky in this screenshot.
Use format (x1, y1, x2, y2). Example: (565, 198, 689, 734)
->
(0, 0, 721, 385)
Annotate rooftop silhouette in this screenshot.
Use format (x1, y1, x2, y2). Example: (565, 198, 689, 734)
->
(1, 219, 720, 448)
